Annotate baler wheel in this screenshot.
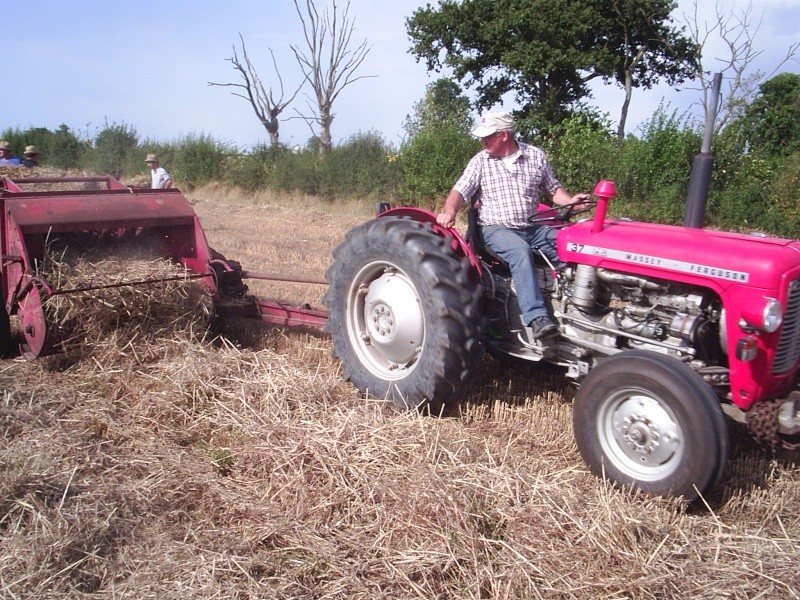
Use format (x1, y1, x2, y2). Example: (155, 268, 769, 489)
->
(17, 284, 54, 360)
(0, 306, 12, 357)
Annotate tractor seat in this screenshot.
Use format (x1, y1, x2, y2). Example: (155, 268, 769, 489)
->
(466, 205, 511, 273)
(466, 205, 555, 274)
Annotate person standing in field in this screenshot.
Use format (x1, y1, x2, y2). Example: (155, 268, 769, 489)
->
(145, 153, 173, 189)
(435, 111, 588, 342)
(22, 145, 40, 167)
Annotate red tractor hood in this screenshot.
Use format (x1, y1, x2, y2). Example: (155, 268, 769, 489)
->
(559, 219, 800, 409)
(558, 220, 800, 291)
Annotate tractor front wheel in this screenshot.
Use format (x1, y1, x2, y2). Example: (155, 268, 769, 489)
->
(324, 216, 483, 412)
(573, 350, 729, 501)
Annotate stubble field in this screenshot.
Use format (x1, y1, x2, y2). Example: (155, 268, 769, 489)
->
(1, 183, 798, 599)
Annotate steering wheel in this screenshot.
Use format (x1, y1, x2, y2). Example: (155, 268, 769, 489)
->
(529, 198, 598, 225)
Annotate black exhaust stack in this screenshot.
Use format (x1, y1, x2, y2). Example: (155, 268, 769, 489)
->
(684, 73, 722, 228)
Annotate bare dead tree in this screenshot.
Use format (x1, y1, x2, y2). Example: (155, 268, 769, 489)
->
(607, 0, 699, 142)
(682, 0, 799, 133)
(208, 34, 303, 147)
(290, 0, 374, 154)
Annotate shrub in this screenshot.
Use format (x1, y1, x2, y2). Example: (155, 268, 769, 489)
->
(170, 133, 232, 190)
(612, 107, 700, 224)
(223, 144, 276, 191)
(763, 151, 800, 237)
(236, 132, 404, 201)
(320, 131, 403, 200)
(544, 114, 617, 195)
(0, 124, 86, 169)
(84, 122, 139, 177)
(265, 147, 321, 196)
(401, 123, 480, 205)
(706, 152, 774, 232)
(50, 124, 86, 169)
(0, 126, 29, 162)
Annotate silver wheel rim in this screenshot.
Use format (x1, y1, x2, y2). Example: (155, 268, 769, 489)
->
(597, 389, 684, 481)
(345, 261, 424, 381)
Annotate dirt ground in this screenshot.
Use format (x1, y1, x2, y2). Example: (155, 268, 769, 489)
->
(1, 183, 798, 599)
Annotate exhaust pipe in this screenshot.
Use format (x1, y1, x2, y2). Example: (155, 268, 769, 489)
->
(684, 73, 722, 228)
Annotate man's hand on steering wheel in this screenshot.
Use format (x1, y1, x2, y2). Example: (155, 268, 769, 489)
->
(557, 193, 594, 220)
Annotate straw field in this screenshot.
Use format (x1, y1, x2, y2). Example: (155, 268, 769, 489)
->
(1, 184, 798, 599)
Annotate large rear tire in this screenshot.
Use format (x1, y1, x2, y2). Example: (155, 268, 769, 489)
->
(573, 350, 728, 501)
(323, 217, 483, 412)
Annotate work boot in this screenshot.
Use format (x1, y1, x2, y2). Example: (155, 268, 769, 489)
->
(527, 316, 558, 340)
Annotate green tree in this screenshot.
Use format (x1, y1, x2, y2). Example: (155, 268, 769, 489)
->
(596, 0, 698, 140)
(739, 73, 800, 159)
(406, 0, 697, 138)
(403, 78, 473, 138)
(89, 122, 139, 177)
(401, 79, 479, 203)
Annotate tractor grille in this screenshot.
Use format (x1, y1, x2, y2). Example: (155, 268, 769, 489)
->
(773, 278, 800, 374)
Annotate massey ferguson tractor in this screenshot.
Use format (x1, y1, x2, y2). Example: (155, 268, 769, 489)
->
(323, 167, 800, 501)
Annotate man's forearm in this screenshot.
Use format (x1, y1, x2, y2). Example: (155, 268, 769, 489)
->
(552, 186, 589, 206)
(436, 190, 465, 227)
(443, 189, 464, 217)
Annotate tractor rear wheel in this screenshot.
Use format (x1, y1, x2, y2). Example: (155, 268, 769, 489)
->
(573, 350, 729, 501)
(324, 216, 483, 412)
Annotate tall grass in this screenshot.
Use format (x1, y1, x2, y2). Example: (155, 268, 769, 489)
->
(222, 131, 404, 201)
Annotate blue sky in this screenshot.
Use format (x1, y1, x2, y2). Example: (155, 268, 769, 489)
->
(2, 1, 798, 151)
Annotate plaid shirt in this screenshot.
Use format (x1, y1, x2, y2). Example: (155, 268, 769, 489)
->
(453, 142, 562, 228)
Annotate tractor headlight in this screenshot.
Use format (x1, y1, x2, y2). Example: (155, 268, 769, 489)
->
(762, 298, 783, 333)
(739, 297, 782, 333)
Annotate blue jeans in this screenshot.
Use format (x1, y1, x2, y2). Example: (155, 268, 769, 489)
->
(482, 224, 560, 326)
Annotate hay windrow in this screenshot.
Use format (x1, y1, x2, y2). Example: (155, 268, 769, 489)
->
(0, 165, 89, 190)
(1, 189, 798, 599)
(30, 238, 213, 366)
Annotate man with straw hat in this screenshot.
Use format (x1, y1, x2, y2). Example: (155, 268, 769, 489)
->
(22, 145, 40, 168)
(0, 141, 22, 166)
(144, 153, 173, 189)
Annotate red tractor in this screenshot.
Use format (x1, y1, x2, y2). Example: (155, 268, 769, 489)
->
(323, 179, 800, 501)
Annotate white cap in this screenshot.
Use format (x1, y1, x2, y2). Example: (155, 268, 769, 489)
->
(472, 112, 516, 138)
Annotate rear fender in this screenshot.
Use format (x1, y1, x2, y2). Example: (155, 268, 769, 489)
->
(376, 207, 483, 276)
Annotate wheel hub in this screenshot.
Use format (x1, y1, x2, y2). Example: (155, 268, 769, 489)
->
(370, 304, 395, 337)
(623, 414, 661, 453)
(17, 282, 55, 360)
(607, 394, 682, 475)
(347, 264, 425, 377)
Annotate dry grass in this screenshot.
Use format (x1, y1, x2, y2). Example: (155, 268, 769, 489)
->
(1, 185, 799, 599)
(34, 239, 213, 364)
